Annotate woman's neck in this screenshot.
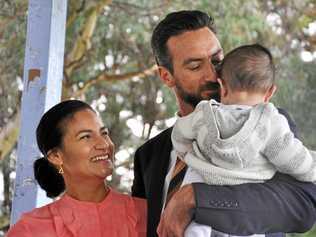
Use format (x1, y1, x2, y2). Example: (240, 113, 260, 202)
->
(65, 181, 109, 203)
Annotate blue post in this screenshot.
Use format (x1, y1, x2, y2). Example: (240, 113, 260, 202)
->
(10, 0, 67, 225)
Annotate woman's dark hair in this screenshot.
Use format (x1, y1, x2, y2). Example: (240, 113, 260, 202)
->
(151, 10, 216, 74)
(34, 100, 94, 198)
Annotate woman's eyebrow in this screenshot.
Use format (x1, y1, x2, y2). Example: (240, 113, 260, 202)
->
(100, 126, 108, 132)
(75, 129, 92, 137)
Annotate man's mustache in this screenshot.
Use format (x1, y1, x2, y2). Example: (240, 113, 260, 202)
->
(201, 82, 220, 91)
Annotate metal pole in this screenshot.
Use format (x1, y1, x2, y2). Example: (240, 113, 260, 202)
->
(10, 0, 67, 225)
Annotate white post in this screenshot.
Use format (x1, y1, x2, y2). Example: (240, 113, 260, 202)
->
(10, 0, 67, 225)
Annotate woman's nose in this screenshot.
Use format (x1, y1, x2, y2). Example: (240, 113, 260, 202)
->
(94, 137, 109, 150)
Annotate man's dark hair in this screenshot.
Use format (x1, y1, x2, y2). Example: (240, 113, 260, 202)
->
(219, 44, 275, 93)
(151, 10, 216, 74)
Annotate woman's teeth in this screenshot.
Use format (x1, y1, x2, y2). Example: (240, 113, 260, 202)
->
(91, 155, 109, 162)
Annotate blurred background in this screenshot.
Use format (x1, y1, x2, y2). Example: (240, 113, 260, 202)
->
(0, 0, 315, 236)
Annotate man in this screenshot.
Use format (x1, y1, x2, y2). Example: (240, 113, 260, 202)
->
(132, 10, 316, 237)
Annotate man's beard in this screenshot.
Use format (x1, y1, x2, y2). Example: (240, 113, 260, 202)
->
(175, 80, 220, 108)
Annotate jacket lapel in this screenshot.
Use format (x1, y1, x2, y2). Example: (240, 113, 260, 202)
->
(147, 127, 173, 236)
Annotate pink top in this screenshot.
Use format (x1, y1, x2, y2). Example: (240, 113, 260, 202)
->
(7, 189, 147, 237)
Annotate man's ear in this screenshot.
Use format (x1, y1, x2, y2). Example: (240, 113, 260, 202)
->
(47, 148, 63, 167)
(217, 78, 228, 99)
(264, 84, 277, 102)
(158, 66, 175, 87)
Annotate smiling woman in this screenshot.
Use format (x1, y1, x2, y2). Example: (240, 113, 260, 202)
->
(6, 100, 147, 237)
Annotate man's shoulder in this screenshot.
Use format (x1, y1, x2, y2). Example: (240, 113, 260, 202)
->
(136, 127, 173, 153)
(276, 107, 291, 119)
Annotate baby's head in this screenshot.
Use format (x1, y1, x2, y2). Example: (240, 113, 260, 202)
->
(218, 44, 276, 105)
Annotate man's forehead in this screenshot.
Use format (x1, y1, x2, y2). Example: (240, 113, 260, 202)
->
(167, 28, 222, 60)
(182, 48, 223, 64)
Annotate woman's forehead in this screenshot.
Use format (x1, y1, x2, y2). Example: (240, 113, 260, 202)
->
(64, 109, 104, 134)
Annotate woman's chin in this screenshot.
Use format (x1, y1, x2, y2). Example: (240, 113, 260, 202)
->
(102, 168, 113, 179)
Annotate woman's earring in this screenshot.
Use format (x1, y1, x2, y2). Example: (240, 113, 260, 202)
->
(58, 165, 64, 174)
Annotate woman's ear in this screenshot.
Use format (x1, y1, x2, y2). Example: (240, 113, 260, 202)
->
(217, 78, 228, 100)
(158, 66, 175, 87)
(47, 148, 63, 167)
(264, 84, 277, 102)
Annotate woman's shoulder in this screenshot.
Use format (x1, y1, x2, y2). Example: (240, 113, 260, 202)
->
(6, 217, 31, 237)
(111, 190, 147, 234)
(111, 189, 146, 206)
(129, 195, 147, 213)
(14, 201, 56, 222)
(110, 189, 147, 218)
(6, 202, 57, 237)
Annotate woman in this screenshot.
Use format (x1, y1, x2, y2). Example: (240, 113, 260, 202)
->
(7, 100, 147, 237)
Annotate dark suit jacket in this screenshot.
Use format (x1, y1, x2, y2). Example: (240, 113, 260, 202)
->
(132, 109, 316, 237)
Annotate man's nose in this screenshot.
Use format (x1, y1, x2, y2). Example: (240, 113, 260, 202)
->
(204, 63, 217, 82)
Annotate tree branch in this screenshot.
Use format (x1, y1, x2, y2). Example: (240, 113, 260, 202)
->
(65, 0, 112, 78)
(0, 111, 20, 160)
(72, 64, 157, 98)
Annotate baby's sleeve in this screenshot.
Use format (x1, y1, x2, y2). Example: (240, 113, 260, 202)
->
(263, 105, 316, 182)
(171, 102, 206, 154)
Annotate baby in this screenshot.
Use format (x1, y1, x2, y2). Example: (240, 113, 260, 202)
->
(171, 44, 316, 237)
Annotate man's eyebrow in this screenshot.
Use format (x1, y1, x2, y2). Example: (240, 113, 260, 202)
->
(182, 58, 203, 66)
(211, 48, 223, 57)
(182, 49, 224, 66)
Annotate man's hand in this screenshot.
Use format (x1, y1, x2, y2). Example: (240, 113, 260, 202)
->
(157, 184, 195, 237)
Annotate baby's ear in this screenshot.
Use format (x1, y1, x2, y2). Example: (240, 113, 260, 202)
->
(217, 78, 228, 99)
(264, 84, 277, 102)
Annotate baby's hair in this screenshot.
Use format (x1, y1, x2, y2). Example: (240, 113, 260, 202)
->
(219, 44, 275, 93)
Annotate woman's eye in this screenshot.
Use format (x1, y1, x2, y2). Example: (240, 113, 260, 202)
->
(80, 134, 91, 140)
(102, 131, 109, 137)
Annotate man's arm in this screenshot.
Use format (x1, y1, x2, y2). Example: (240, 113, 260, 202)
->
(193, 173, 316, 235)
(159, 175, 316, 237)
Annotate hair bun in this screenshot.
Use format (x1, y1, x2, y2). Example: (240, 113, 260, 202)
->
(33, 157, 65, 198)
